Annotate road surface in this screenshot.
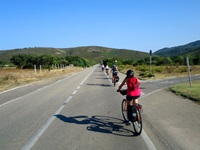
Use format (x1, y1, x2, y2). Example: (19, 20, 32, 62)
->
(0, 65, 200, 150)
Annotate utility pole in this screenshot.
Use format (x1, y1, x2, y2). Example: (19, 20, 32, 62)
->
(150, 50, 152, 75)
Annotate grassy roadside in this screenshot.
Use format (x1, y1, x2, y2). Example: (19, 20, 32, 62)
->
(0, 67, 84, 92)
(169, 80, 200, 104)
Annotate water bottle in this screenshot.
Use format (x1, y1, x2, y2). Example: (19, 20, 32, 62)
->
(132, 113, 136, 117)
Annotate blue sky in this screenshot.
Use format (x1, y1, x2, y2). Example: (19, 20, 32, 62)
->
(0, 0, 200, 53)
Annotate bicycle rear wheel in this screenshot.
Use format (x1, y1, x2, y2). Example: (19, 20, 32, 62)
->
(113, 79, 116, 86)
(132, 108, 142, 135)
(121, 99, 128, 122)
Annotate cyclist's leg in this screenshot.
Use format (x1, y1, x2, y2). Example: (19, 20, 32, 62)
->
(126, 96, 134, 124)
(112, 73, 114, 82)
(133, 96, 141, 121)
(112, 74, 116, 82)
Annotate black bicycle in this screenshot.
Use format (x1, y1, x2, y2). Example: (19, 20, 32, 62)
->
(119, 89, 143, 135)
(112, 71, 118, 87)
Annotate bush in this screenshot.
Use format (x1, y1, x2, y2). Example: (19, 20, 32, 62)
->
(147, 73, 155, 78)
(154, 67, 163, 73)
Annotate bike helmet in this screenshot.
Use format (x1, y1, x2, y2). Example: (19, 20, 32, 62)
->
(126, 69, 134, 76)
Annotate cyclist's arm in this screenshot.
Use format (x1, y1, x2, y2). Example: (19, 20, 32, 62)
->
(117, 77, 127, 91)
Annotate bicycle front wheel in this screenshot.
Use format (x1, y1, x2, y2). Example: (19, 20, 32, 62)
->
(132, 109, 142, 135)
(121, 99, 128, 122)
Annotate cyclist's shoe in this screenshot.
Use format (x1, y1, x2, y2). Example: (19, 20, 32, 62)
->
(126, 121, 131, 126)
(124, 120, 131, 126)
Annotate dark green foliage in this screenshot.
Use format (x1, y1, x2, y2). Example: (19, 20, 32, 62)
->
(10, 54, 94, 69)
(0, 60, 6, 68)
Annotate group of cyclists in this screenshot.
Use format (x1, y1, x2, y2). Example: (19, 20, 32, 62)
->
(101, 63, 142, 126)
(101, 64, 118, 83)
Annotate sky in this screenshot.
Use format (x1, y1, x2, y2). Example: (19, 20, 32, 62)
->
(0, 0, 200, 53)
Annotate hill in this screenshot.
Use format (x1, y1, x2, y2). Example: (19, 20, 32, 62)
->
(0, 46, 149, 63)
(154, 40, 200, 56)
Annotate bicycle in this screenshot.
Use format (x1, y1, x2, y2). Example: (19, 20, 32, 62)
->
(119, 89, 143, 136)
(112, 75, 117, 87)
(112, 71, 119, 87)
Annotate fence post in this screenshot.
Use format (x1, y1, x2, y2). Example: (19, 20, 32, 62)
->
(34, 65, 36, 74)
(186, 56, 192, 87)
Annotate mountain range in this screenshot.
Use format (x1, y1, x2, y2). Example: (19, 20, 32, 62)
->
(0, 40, 200, 63)
(154, 40, 200, 56)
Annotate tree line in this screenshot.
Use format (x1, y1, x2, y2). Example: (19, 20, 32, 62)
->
(1, 53, 199, 69)
(103, 54, 200, 67)
(9, 54, 95, 69)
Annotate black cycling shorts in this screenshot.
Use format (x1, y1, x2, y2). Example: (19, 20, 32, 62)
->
(112, 73, 117, 76)
(126, 95, 140, 101)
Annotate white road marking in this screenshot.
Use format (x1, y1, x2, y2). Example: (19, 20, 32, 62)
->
(21, 68, 95, 150)
(0, 97, 21, 108)
(0, 84, 31, 95)
(72, 90, 77, 95)
(141, 130, 157, 150)
(0, 71, 81, 108)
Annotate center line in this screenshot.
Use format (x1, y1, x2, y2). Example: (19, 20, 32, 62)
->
(21, 67, 95, 150)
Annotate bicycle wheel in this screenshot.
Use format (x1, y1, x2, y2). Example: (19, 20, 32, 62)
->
(113, 78, 116, 86)
(121, 99, 128, 122)
(132, 108, 142, 135)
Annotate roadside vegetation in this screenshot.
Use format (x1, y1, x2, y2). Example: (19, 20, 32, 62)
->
(169, 81, 200, 104)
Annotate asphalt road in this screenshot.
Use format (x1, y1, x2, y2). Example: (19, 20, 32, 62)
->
(0, 65, 200, 150)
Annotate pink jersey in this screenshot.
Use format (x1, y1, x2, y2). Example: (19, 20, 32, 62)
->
(126, 77, 141, 96)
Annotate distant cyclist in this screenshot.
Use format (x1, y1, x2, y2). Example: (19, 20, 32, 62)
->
(117, 69, 141, 125)
(105, 65, 109, 75)
(101, 64, 104, 71)
(111, 65, 118, 83)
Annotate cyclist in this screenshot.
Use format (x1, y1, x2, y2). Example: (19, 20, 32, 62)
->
(105, 65, 109, 75)
(101, 64, 104, 71)
(111, 65, 118, 83)
(117, 69, 141, 125)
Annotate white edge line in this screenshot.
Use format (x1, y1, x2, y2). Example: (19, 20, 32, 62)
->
(0, 71, 80, 108)
(141, 130, 157, 150)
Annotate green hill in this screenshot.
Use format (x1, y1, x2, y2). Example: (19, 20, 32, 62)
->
(154, 40, 200, 56)
(0, 46, 149, 63)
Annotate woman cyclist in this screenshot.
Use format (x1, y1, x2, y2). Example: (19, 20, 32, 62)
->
(117, 69, 141, 125)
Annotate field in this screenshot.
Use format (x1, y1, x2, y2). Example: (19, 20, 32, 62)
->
(119, 65, 200, 80)
(0, 67, 84, 92)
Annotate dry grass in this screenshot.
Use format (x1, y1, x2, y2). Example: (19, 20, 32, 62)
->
(119, 65, 200, 80)
(0, 67, 84, 92)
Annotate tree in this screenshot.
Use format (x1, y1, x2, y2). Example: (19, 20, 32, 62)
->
(10, 54, 29, 68)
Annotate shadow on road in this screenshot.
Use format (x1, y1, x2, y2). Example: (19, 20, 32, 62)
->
(55, 115, 136, 136)
(85, 83, 112, 87)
